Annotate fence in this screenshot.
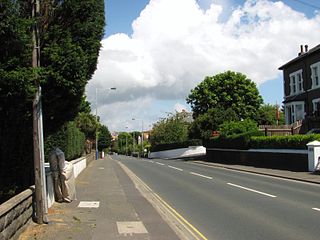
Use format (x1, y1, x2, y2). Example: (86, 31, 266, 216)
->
(259, 120, 303, 136)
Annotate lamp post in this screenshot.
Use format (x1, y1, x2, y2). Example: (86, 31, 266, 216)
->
(125, 126, 128, 156)
(132, 118, 144, 157)
(95, 87, 116, 160)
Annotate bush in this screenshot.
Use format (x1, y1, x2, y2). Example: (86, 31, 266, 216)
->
(204, 130, 264, 149)
(45, 121, 85, 161)
(219, 119, 258, 137)
(151, 139, 202, 152)
(251, 134, 320, 149)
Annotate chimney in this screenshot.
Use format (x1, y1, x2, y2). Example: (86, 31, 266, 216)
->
(305, 45, 308, 52)
(299, 45, 304, 56)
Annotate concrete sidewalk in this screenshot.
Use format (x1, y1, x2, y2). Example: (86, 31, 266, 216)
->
(193, 161, 320, 184)
(19, 157, 181, 240)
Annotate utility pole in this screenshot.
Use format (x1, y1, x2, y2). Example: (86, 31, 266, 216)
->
(32, 0, 48, 224)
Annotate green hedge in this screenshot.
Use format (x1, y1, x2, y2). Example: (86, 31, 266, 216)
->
(151, 139, 202, 152)
(204, 130, 264, 150)
(45, 121, 85, 161)
(251, 134, 320, 149)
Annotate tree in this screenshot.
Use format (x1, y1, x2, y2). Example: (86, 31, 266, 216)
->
(186, 71, 263, 120)
(74, 112, 98, 140)
(256, 104, 285, 125)
(98, 125, 112, 152)
(0, 0, 105, 202)
(40, 0, 105, 133)
(116, 132, 133, 155)
(151, 111, 190, 146)
(189, 107, 238, 139)
(218, 119, 259, 137)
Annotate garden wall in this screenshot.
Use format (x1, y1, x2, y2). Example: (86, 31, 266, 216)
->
(206, 148, 308, 171)
(0, 187, 34, 240)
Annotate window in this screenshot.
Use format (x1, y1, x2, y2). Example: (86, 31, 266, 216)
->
(311, 62, 320, 89)
(312, 98, 320, 113)
(284, 101, 305, 124)
(289, 70, 303, 95)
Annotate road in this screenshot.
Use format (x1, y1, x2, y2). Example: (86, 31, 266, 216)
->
(113, 155, 320, 240)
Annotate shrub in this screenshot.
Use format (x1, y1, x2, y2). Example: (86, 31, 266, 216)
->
(151, 139, 202, 152)
(204, 130, 263, 149)
(251, 134, 320, 149)
(219, 119, 258, 137)
(45, 121, 85, 161)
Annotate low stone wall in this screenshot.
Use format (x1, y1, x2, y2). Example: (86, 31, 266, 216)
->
(148, 146, 206, 159)
(0, 187, 34, 240)
(0, 152, 95, 240)
(206, 148, 308, 172)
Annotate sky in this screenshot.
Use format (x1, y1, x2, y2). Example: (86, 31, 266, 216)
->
(85, 0, 320, 132)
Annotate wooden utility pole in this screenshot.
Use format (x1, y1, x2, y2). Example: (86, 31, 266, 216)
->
(32, 0, 48, 224)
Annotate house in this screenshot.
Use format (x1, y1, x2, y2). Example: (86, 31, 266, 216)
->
(279, 44, 320, 132)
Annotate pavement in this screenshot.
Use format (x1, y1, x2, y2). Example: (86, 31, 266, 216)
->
(19, 155, 320, 240)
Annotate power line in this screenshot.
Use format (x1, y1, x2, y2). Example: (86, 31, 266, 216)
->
(287, 0, 320, 10)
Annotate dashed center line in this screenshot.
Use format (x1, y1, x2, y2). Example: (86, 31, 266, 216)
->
(190, 172, 213, 180)
(168, 165, 183, 171)
(155, 162, 165, 166)
(227, 183, 277, 198)
(312, 208, 320, 212)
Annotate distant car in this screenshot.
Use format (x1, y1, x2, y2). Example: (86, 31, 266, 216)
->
(306, 129, 320, 134)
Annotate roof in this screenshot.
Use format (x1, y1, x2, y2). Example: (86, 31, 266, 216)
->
(278, 44, 320, 70)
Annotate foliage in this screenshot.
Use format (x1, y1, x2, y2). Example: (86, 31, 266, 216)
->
(150, 111, 190, 146)
(186, 71, 263, 119)
(256, 104, 285, 125)
(45, 121, 85, 161)
(218, 119, 259, 137)
(0, 1, 35, 202)
(115, 132, 133, 155)
(98, 125, 112, 151)
(251, 134, 320, 150)
(189, 107, 238, 139)
(74, 112, 97, 140)
(204, 131, 264, 150)
(40, 0, 105, 133)
(0, 0, 104, 200)
(151, 139, 202, 152)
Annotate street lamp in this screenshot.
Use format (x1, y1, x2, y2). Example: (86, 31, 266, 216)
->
(132, 118, 144, 157)
(95, 87, 116, 160)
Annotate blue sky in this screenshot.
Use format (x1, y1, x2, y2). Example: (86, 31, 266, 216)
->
(86, 0, 320, 131)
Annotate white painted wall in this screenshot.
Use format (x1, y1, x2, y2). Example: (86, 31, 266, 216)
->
(148, 146, 206, 159)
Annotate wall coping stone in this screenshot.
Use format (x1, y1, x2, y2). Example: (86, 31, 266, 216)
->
(0, 187, 34, 218)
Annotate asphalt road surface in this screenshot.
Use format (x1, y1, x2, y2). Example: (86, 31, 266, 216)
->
(113, 155, 320, 240)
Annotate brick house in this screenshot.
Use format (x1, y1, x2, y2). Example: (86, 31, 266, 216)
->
(279, 44, 320, 132)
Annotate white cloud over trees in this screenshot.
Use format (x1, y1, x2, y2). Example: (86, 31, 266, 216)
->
(87, 0, 320, 131)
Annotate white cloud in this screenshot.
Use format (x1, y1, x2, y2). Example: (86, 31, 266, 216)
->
(86, 0, 320, 131)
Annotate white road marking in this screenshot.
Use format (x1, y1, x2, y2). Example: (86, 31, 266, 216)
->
(227, 183, 277, 198)
(155, 162, 165, 166)
(190, 172, 213, 180)
(168, 165, 183, 171)
(312, 208, 320, 212)
(78, 201, 100, 208)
